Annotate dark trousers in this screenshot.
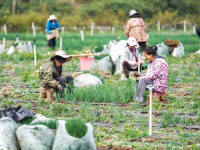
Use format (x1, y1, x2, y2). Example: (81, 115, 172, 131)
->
(138, 42, 147, 51)
(55, 76, 73, 94)
(48, 37, 56, 49)
(197, 26, 200, 38)
(122, 61, 146, 78)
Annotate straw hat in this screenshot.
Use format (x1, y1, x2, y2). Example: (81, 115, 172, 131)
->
(129, 10, 139, 16)
(50, 50, 72, 62)
(48, 15, 57, 21)
(127, 37, 138, 46)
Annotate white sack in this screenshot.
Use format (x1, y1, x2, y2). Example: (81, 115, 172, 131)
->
(74, 74, 102, 88)
(30, 114, 54, 125)
(7, 45, 15, 54)
(0, 44, 4, 54)
(0, 117, 20, 150)
(195, 49, 200, 54)
(107, 40, 117, 50)
(110, 40, 126, 64)
(16, 41, 33, 52)
(156, 43, 169, 57)
(26, 41, 33, 52)
(91, 56, 112, 72)
(53, 120, 96, 150)
(172, 43, 184, 57)
(16, 124, 55, 150)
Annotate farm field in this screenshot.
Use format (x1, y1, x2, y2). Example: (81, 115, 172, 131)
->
(0, 32, 200, 149)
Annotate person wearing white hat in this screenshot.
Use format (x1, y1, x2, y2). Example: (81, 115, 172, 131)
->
(126, 10, 148, 50)
(39, 50, 73, 99)
(120, 37, 145, 80)
(46, 15, 61, 49)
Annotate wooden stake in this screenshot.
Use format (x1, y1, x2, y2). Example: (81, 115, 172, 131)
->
(32, 22, 36, 36)
(60, 37, 62, 50)
(4, 24, 7, 35)
(80, 30, 84, 41)
(91, 22, 94, 36)
(33, 40, 37, 66)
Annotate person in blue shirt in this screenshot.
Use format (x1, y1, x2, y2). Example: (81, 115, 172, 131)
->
(46, 15, 61, 49)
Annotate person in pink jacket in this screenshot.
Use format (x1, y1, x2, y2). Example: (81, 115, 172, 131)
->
(134, 46, 168, 104)
(126, 10, 148, 50)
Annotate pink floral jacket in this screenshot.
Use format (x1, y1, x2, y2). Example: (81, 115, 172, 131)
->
(126, 18, 148, 42)
(142, 56, 168, 92)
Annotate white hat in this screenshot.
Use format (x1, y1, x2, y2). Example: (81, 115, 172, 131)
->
(127, 37, 138, 46)
(48, 15, 57, 21)
(129, 10, 139, 16)
(50, 50, 72, 62)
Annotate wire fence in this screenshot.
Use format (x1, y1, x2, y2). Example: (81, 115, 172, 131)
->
(0, 20, 198, 35)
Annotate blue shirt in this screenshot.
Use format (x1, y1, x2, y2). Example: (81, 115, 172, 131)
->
(46, 20, 60, 34)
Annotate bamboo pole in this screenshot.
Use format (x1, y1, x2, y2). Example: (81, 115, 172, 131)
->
(69, 54, 95, 58)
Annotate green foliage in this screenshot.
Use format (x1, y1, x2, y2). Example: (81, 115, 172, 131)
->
(64, 79, 135, 103)
(20, 117, 35, 125)
(161, 112, 182, 128)
(121, 124, 143, 138)
(31, 120, 57, 129)
(94, 45, 103, 53)
(0, 51, 44, 61)
(94, 55, 111, 60)
(65, 119, 87, 138)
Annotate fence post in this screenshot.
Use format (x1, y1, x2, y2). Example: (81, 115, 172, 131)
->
(91, 22, 94, 36)
(4, 24, 7, 35)
(112, 26, 115, 34)
(184, 20, 186, 33)
(3, 34, 5, 50)
(16, 34, 19, 42)
(80, 30, 84, 41)
(32, 22, 36, 36)
(157, 20, 160, 32)
(33, 40, 37, 66)
(60, 37, 62, 50)
(193, 24, 196, 34)
(62, 27, 65, 34)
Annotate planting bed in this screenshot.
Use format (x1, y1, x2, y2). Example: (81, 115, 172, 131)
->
(0, 33, 200, 149)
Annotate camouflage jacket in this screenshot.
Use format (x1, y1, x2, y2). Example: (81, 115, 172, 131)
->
(39, 59, 62, 89)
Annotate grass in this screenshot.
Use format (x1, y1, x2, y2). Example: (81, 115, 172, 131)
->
(65, 119, 87, 138)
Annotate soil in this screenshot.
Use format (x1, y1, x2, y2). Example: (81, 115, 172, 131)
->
(96, 145, 134, 150)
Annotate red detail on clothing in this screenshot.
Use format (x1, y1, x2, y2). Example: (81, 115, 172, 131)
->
(130, 48, 138, 62)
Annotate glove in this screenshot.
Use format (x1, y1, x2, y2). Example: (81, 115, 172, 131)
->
(134, 72, 141, 77)
(57, 84, 63, 90)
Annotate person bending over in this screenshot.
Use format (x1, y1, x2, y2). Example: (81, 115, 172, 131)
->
(39, 50, 73, 98)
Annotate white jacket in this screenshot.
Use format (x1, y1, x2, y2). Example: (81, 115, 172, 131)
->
(120, 46, 144, 70)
